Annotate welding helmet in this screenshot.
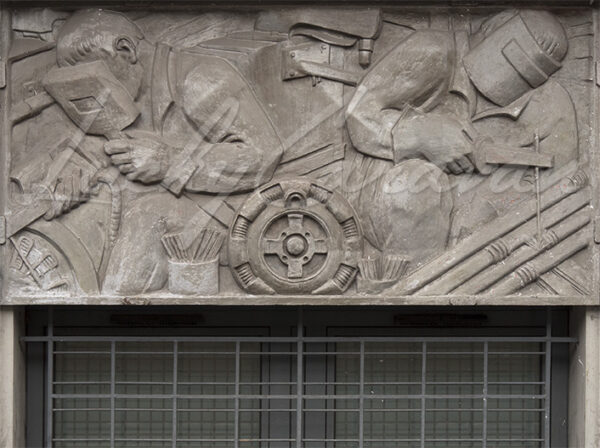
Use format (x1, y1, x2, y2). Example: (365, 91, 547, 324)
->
(43, 60, 140, 136)
(463, 11, 567, 106)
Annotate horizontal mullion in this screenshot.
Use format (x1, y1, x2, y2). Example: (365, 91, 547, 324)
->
(359, 439, 421, 443)
(179, 408, 294, 412)
(53, 351, 111, 355)
(52, 407, 545, 412)
(420, 352, 484, 355)
(178, 439, 293, 442)
(422, 408, 484, 412)
(24, 336, 576, 343)
(49, 349, 548, 355)
(114, 352, 173, 355)
(487, 408, 545, 412)
(53, 408, 111, 412)
(301, 440, 359, 442)
(50, 379, 545, 386)
(488, 352, 546, 355)
(52, 407, 546, 412)
(114, 408, 175, 411)
(51, 393, 548, 400)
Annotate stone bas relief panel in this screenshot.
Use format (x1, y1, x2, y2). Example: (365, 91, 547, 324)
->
(1, 6, 598, 304)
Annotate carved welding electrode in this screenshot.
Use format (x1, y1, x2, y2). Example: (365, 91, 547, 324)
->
(228, 178, 363, 295)
(162, 228, 225, 295)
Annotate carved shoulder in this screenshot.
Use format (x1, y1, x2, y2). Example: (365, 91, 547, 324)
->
(180, 55, 248, 129)
(352, 30, 454, 112)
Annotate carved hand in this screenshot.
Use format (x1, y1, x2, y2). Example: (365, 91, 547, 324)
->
(104, 131, 171, 184)
(392, 114, 475, 175)
(43, 166, 92, 220)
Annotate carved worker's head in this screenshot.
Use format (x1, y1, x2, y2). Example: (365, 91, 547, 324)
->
(463, 10, 568, 106)
(56, 9, 147, 99)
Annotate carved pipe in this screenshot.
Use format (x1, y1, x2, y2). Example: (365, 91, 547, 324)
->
(94, 171, 121, 247)
(386, 169, 588, 295)
(485, 227, 591, 296)
(416, 187, 590, 295)
(455, 208, 590, 295)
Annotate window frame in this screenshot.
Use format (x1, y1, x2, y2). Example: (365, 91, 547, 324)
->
(24, 306, 572, 448)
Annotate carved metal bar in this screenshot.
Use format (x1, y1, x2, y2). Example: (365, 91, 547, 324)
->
(172, 341, 178, 448)
(544, 309, 553, 448)
(234, 341, 240, 448)
(110, 341, 116, 448)
(296, 309, 303, 448)
(45, 308, 53, 448)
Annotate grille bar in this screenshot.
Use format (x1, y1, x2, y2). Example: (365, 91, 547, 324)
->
(30, 311, 572, 448)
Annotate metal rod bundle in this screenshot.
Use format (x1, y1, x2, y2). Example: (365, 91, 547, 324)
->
(486, 229, 591, 296)
(387, 169, 589, 296)
(161, 228, 225, 262)
(455, 209, 590, 295)
(358, 255, 409, 281)
(416, 188, 590, 295)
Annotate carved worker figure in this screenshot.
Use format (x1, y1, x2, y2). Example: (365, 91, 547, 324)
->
(345, 10, 576, 269)
(54, 9, 282, 194)
(45, 9, 283, 293)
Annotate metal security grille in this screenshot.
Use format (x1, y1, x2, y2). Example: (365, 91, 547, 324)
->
(23, 309, 573, 448)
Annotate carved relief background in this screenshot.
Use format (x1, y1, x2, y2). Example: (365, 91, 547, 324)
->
(1, 6, 598, 304)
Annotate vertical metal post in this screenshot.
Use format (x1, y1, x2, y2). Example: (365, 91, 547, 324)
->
(110, 341, 116, 448)
(544, 308, 552, 448)
(420, 342, 427, 448)
(45, 308, 54, 448)
(234, 341, 240, 448)
(172, 341, 178, 448)
(359, 341, 365, 448)
(325, 340, 335, 447)
(482, 342, 488, 448)
(296, 309, 303, 448)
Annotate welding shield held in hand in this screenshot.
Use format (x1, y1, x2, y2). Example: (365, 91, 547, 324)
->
(43, 60, 140, 137)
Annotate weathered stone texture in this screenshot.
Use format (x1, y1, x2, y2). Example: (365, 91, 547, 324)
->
(0, 5, 598, 305)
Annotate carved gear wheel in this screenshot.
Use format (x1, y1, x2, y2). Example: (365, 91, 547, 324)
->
(228, 178, 363, 294)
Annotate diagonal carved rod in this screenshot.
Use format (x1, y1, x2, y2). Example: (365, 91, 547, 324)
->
(485, 228, 591, 296)
(386, 169, 588, 296)
(416, 187, 590, 295)
(457, 208, 591, 295)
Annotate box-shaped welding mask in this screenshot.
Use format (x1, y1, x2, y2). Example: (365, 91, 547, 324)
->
(463, 12, 564, 106)
(43, 60, 140, 136)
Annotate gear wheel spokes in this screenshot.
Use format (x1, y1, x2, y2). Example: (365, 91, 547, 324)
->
(263, 212, 328, 279)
